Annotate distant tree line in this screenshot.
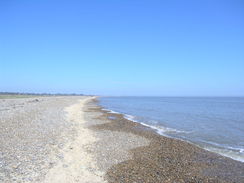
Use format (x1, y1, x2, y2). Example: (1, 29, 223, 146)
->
(0, 92, 85, 96)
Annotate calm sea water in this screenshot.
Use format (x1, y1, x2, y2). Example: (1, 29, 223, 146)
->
(99, 97, 244, 162)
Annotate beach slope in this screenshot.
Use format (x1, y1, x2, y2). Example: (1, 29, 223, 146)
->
(0, 96, 106, 182)
(1, 96, 243, 183)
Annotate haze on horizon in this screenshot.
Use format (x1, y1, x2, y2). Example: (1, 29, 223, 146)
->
(0, 0, 243, 96)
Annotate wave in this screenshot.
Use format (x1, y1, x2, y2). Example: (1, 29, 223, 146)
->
(103, 109, 189, 136)
(124, 114, 187, 136)
(102, 107, 244, 163)
(102, 108, 120, 114)
(203, 146, 244, 162)
(197, 140, 244, 162)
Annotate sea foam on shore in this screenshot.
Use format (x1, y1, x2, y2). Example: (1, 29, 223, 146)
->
(99, 97, 244, 163)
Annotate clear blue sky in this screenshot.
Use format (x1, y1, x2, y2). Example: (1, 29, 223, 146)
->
(0, 0, 243, 96)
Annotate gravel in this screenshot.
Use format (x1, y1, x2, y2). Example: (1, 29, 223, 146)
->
(0, 96, 85, 182)
(1, 96, 243, 183)
(85, 99, 244, 183)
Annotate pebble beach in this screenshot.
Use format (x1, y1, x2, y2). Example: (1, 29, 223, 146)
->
(0, 96, 243, 183)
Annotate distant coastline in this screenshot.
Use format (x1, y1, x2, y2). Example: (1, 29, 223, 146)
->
(0, 92, 85, 96)
(1, 96, 243, 182)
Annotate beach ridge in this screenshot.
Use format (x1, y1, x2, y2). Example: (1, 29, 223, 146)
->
(1, 96, 243, 182)
(43, 97, 106, 183)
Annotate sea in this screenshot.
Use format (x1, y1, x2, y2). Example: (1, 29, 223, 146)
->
(99, 97, 244, 162)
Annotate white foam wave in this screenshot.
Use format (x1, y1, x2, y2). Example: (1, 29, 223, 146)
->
(203, 146, 244, 162)
(197, 139, 244, 162)
(198, 139, 244, 153)
(124, 114, 187, 135)
(124, 114, 138, 122)
(102, 107, 244, 163)
(226, 146, 244, 153)
(102, 108, 120, 114)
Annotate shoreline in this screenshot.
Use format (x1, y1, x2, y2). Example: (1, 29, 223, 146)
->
(1, 96, 243, 182)
(87, 98, 244, 182)
(99, 107, 244, 163)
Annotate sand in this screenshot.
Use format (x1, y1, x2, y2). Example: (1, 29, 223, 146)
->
(0, 96, 107, 182)
(43, 97, 105, 183)
(1, 96, 243, 183)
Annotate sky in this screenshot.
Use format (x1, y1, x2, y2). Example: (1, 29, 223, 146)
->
(0, 0, 243, 96)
